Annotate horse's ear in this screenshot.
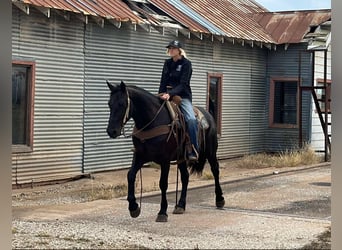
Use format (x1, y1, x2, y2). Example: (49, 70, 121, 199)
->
(120, 80, 126, 92)
(106, 80, 116, 92)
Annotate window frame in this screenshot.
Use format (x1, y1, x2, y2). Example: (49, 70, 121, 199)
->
(12, 60, 35, 153)
(207, 72, 223, 136)
(269, 77, 299, 128)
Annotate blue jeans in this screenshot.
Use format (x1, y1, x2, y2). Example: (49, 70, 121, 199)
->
(180, 98, 198, 151)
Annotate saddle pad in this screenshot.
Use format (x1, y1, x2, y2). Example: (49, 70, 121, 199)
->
(194, 107, 209, 130)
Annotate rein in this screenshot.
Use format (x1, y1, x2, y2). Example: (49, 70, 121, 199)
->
(118, 91, 184, 210)
(121, 98, 167, 139)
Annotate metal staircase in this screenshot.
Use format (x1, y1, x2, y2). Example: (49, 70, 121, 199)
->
(299, 49, 331, 162)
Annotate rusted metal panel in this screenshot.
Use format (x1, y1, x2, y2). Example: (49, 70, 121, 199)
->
(13, 0, 331, 46)
(253, 10, 331, 44)
(14, 0, 144, 23)
(181, 0, 275, 43)
(149, 0, 209, 33)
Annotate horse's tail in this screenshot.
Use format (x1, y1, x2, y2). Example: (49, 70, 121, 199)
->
(188, 154, 206, 175)
(188, 106, 218, 176)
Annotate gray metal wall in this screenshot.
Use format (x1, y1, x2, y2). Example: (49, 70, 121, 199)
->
(186, 40, 267, 158)
(12, 7, 270, 182)
(83, 21, 268, 172)
(83, 22, 183, 172)
(12, 7, 85, 184)
(265, 44, 312, 151)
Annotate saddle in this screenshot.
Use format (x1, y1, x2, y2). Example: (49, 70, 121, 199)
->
(133, 94, 209, 162)
(165, 96, 209, 160)
(166, 95, 209, 130)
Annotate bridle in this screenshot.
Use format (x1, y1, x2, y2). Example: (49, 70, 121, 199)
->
(120, 90, 167, 139)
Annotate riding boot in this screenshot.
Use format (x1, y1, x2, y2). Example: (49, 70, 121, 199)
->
(187, 118, 199, 161)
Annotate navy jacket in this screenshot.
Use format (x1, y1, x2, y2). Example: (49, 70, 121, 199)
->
(158, 56, 193, 102)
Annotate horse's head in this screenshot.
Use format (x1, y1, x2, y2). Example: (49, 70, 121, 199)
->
(106, 80, 130, 139)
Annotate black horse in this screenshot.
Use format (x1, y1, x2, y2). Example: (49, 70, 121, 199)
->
(106, 80, 225, 222)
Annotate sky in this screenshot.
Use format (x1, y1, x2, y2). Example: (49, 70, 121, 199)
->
(255, 0, 331, 12)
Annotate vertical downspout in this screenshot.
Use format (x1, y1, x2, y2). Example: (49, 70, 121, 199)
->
(298, 51, 302, 148)
(324, 49, 329, 161)
(309, 50, 315, 149)
(81, 22, 86, 174)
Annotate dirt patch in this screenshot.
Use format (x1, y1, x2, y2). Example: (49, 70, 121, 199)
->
(12, 160, 299, 205)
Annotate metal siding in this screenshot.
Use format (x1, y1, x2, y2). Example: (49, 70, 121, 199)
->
(219, 45, 266, 157)
(83, 22, 181, 172)
(12, 7, 269, 179)
(12, 7, 84, 184)
(83, 24, 267, 172)
(187, 40, 267, 159)
(265, 44, 312, 152)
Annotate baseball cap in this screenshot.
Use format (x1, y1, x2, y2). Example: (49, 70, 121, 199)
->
(166, 40, 183, 49)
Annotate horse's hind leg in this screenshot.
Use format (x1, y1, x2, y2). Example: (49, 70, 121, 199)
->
(156, 162, 170, 222)
(173, 161, 189, 214)
(127, 154, 144, 218)
(208, 155, 225, 208)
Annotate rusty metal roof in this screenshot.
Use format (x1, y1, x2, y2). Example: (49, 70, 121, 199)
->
(181, 0, 275, 43)
(252, 10, 331, 44)
(149, 0, 210, 34)
(13, 0, 144, 23)
(12, 0, 332, 46)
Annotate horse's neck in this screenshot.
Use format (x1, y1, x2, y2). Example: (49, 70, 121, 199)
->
(129, 88, 169, 129)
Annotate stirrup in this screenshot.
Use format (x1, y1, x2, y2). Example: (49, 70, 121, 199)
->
(187, 145, 199, 161)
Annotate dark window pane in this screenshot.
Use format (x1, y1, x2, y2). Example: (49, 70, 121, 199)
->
(209, 77, 219, 123)
(12, 66, 29, 145)
(273, 81, 297, 124)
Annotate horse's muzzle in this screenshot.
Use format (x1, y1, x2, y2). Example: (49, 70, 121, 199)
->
(107, 128, 120, 139)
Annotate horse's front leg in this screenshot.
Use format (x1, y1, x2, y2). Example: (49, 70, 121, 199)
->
(156, 162, 170, 222)
(127, 154, 144, 218)
(173, 161, 189, 214)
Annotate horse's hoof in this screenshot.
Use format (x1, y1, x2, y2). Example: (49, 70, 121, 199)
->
(216, 199, 225, 208)
(129, 207, 141, 218)
(173, 206, 185, 214)
(155, 214, 168, 222)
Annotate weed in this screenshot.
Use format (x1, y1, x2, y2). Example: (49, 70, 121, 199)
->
(201, 170, 214, 180)
(36, 232, 51, 238)
(301, 226, 331, 249)
(234, 146, 323, 169)
(87, 183, 128, 201)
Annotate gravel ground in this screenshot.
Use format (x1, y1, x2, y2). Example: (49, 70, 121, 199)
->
(12, 201, 330, 249)
(12, 162, 331, 249)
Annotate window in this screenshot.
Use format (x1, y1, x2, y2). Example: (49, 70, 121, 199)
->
(269, 78, 298, 128)
(12, 60, 35, 152)
(207, 73, 222, 135)
(316, 78, 331, 113)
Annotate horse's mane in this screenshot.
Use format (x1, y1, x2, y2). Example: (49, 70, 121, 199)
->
(127, 85, 162, 105)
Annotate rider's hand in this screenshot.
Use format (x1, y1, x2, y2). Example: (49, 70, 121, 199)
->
(160, 93, 170, 100)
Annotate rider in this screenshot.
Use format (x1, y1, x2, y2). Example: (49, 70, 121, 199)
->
(158, 40, 199, 162)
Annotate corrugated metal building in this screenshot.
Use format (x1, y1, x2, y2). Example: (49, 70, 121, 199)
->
(11, 0, 331, 185)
